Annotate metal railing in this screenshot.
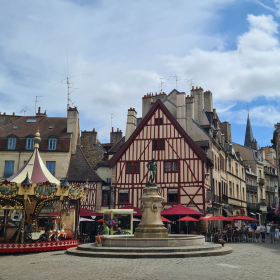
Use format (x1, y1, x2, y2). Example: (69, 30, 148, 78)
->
(259, 199, 266, 205)
(258, 178, 265, 185)
(247, 202, 260, 210)
(247, 185, 258, 192)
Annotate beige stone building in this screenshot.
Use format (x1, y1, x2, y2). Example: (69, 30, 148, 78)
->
(0, 107, 80, 181)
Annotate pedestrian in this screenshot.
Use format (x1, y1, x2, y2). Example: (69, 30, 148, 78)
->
(275, 222, 279, 240)
(167, 222, 171, 234)
(269, 221, 276, 244)
(95, 221, 110, 247)
(260, 223, 266, 242)
(213, 230, 226, 247)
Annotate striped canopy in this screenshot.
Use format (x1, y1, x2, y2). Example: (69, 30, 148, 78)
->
(7, 132, 60, 185)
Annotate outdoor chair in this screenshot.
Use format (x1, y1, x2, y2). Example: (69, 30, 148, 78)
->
(226, 233, 232, 242)
(233, 233, 240, 242)
(239, 232, 246, 242)
(247, 233, 254, 242)
(205, 232, 212, 242)
(254, 233, 261, 243)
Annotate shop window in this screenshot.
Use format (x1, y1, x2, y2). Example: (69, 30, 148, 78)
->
(168, 189, 178, 203)
(152, 139, 165, 151)
(164, 161, 178, 172)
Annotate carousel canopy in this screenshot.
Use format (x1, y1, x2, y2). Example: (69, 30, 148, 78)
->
(7, 131, 60, 185)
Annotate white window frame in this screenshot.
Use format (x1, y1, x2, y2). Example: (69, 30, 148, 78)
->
(8, 138, 17, 149)
(26, 138, 34, 150)
(48, 138, 57, 150)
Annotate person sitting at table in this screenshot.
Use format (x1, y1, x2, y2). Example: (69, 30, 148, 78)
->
(227, 227, 232, 234)
(213, 230, 226, 247)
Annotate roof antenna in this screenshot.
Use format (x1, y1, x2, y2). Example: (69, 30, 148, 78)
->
(53, 46, 83, 110)
(111, 113, 116, 132)
(19, 106, 28, 116)
(170, 75, 184, 89)
(187, 78, 197, 90)
(35, 96, 43, 115)
(155, 76, 170, 93)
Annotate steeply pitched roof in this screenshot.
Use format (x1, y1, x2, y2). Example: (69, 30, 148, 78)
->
(0, 116, 70, 138)
(67, 146, 104, 182)
(108, 137, 125, 153)
(244, 113, 254, 147)
(110, 99, 206, 167)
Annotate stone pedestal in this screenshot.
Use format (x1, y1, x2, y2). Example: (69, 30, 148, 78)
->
(134, 185, 168, 238)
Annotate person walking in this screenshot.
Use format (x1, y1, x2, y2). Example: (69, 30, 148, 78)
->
(270, 221, 276, 244)
(275, 222, 279, 240)
(260, 223, 266, 242)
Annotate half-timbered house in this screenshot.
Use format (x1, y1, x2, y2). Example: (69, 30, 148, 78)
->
(110, 99, 210, 212)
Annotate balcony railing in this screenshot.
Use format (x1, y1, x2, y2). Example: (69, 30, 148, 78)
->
(270, 187, 275, 192)
(213, 195, 228, 204)
(266, 186, 270, 191)
(259, 199, 266, 205)
(247, 202, 260, 210)
(247, 185, 258, 192)
(258, 178, 265, 185)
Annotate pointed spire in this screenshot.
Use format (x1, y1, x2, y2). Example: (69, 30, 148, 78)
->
(244, 110, 254, 147)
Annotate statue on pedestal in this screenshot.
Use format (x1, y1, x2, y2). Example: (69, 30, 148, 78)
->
(146, 158, 158, 187)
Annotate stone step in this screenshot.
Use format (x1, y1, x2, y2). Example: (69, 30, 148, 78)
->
(76, 243, 222, 253)
(67, 246, 232, 259)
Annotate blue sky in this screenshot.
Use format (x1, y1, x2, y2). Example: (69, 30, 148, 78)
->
(0, 0, 280, 147)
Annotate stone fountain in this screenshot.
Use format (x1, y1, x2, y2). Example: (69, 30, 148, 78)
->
(67, 159, 232, 258)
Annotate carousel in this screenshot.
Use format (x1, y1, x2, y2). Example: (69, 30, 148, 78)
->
(0, 131, 88, 253)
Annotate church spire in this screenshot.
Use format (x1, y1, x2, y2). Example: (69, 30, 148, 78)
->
(244, 107, 254, 147)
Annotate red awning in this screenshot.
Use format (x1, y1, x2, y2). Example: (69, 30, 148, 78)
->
(228, 216, 258, 221)
(200, 215, 228, 221)
(161, 216, 171, 222)
(46, 208, 103, 217)
(178, 216, 199, 222)
(118, 206, 142, 216)
(161, 205, 203, 216)
(96, 218, 103, 222)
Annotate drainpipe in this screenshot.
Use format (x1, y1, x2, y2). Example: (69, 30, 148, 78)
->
(17, 151, 21, 171)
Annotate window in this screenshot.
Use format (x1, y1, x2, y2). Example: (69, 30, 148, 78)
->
(168, 189, 178, 203)
(235, 163, 238, 176)
(152, 139, 164, 150)
(164, 161, 178, 172)
(119, 189, 129, 203)
(4, 161, 14, 178)
(12, 126, 18, 130)
(126, 162, 140, 174)
(26, 138, 34, 150)
(8, 138, 17, 149)
(26, 119, 37, 123)
(102, 187, 110, 206)
(46, 161, 56, 176)
(48, 138, 57, 150)
(155, 118, 163, 125)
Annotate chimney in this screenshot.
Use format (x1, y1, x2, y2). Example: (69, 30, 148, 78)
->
(110, 127, 123, 143)
(67, 107, 79, 154)
(36, 107, 47, 117)
(204, 90, 213, 112)
(142, 92, 166, 118)
(176, 92, 186, 130)
(12, 112, 15, 116)
(220, 122, 232, 142)
(3, 112, 6, 115)
(81, 129, 97, 147)
(191, 86, 204, 124)
(125, 108, 137, 141)
(185, 95, 194, 132)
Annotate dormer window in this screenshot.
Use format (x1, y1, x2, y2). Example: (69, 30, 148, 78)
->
(8, 138, 17, 150)
(26, 138, 34, 150)
(48, 138, 57, 150)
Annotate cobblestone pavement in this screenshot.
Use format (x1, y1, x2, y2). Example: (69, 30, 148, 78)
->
(0, 236, 279, 280)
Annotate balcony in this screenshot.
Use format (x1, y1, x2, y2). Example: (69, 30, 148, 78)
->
(266, 186, 270, 191)
(270, 187, 276, 192)
(247, 202, 260, 210)
(259, 199, 266, 205)
(247, 184, 258, 192)
(258, 178, 265, 185)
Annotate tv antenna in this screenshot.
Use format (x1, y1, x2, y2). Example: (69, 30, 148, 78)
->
(155, 76, 170, 93)
(170, 75, 184, 89)
(35, 96, 43, 114)
(187, 78, 197, 89)
(111, 113, 116, 131)
(53, 46, 83, 110)
(19, 106, 28, 116)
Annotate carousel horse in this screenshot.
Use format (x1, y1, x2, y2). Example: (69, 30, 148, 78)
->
(57, 223, 67, 239)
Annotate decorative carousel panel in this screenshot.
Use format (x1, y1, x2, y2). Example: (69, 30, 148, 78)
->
(34, 181, 58, 198)
(0, 181, 19, 197)
(68, 185, 82, 200)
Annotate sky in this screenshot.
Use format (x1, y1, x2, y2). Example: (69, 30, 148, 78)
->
(1, 0, 280, 147)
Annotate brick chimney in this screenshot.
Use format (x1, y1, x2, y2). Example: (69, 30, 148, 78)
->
(185, 95, 194, 133)
(191, 86, 204, 124)
(176, 92, 186, 130)
(110, 127, 123, 143)
(204, 90, 213, 112)
(67, 106, 79, 154)
(125, 108, 137, 141)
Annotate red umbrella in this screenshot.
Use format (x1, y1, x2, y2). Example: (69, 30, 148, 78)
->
(161, 205, 203, 216)
(229, 216, 258, 221)
(161, 216, 171, 222)
(178, 216, 199, 222)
